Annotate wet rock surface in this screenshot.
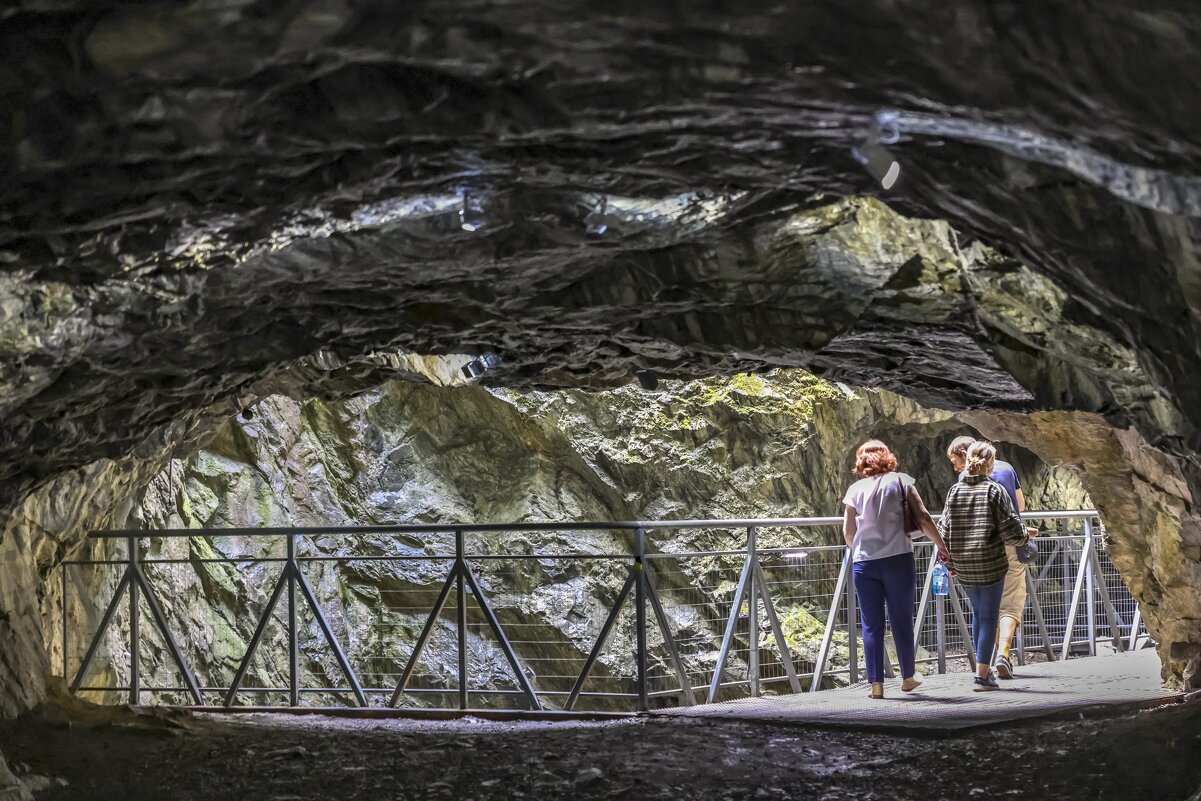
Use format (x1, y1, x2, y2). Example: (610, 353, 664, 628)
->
(1, 701, 1200, 801)
(4, 0, 1201, 718)
(963, 410, 1201, 689)
(3, 2, 1201, 484)
(63, 375, 1085, 707)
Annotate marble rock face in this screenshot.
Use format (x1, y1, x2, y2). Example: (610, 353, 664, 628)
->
(2, 1, 1201, 713)
(60, 375, 1089, 707)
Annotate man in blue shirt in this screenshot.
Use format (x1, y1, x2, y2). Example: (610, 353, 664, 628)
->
(946, 437, 1031, 679)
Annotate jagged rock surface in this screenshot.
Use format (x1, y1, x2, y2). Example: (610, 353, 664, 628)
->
(0, 748, 30, 801)
(62, 375, 1086, 707)
(2, 1, 1201, 713)
(963, 410, 1201, 688)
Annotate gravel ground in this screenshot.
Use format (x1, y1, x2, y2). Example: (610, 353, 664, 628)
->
(1, 700, 1199, 801)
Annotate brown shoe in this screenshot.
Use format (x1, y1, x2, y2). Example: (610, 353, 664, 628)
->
(868, 682, 884, 699)
(901, 675, 923, 692)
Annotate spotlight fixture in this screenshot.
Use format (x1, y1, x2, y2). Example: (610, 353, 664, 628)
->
(852, 114, 902, 190)
(459, 191, 486, 232)
(635, 369, 659, 391)
(584, 197, 609, 236)
(461, 353, 502, 379)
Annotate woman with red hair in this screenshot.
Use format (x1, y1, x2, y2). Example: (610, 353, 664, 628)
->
(843, 440, 949, 699)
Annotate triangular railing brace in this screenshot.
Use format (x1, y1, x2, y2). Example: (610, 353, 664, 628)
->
(390, 530, 540, 710)
(70, 536, 204, 705)
(224, 535, 367, 708)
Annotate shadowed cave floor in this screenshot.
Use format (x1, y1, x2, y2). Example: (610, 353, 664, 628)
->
(1, 701, 1199, 801)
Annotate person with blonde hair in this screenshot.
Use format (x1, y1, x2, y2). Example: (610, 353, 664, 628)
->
(843, 440, 950, 699)
(945, 435, 1035, 679)
(938, 440, 1030, 691)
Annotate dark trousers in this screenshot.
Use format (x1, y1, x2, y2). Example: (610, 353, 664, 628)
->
(963, 576, 1007, 667)
(852, 552, 917, 683)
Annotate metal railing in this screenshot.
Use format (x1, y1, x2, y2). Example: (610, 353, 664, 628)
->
(60, 511, 1148, 712)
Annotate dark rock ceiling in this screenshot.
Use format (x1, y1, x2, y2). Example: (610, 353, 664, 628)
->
(2, 0, 1201, 509)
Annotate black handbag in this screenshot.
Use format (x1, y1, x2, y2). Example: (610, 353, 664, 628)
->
(899, 476, 923, 539)
(1015, 536, 1039, 564)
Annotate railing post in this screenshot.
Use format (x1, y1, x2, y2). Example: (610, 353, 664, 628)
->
(1084, 519, 1097, 656)
(947, 579, 976, 671)
(747, 527, 759, 698)
(635, 527, 649, 712)
(912, 548, 937, 649)
(287, 534, 299, 707)
(1061, 519, 1073, 628)
(935, 590, 946, 674)
(1129, 604, 1143, 651)
(457, 529, 468, 711)
(128, 535, 140, 705)
(1061, 521, 1093, 661)
(810, 551, 849, 692)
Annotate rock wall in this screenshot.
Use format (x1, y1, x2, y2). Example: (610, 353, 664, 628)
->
(0, 433, 198, 717)
(59, 373, 1089, 707)
(4, 0, 1201, 715)
(964, 411, 1201, 688)
(0, 751, 30, 801)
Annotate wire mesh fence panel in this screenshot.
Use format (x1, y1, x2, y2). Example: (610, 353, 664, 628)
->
(1095, 540, 1142, 646)
(224, 561, 293, 706)
(912, 543, 972, 670)
(163, 533, 293, 702)
(62, 513, 1149, 711)
(1025, 535, 1076, 654)
(757, 546, 848, 690)
(944, 579, 975, 659)
(462, 556, 633, 711)
(294, 555, 455, 708)
(562, 566, 640, 713)
(133, 561, 213, 705)
(1055, 535, 1093, 653)
(644, 549, 751, 704)
(123, 590, 185, 706)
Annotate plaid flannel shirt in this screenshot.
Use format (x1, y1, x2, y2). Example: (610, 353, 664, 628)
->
(937, 475, 1028, 586)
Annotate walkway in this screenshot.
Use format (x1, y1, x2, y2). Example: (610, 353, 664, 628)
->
(659, 649, 1181, 730)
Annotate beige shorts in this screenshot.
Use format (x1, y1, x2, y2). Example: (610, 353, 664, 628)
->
(999, 546, 1028, 622)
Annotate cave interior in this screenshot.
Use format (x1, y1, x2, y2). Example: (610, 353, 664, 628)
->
(3, 2, 1201, 799)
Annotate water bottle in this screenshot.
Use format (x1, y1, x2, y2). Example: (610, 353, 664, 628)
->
(932, 562, 950, 596)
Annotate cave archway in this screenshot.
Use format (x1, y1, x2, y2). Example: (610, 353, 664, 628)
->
(3, 1, 1201, 730)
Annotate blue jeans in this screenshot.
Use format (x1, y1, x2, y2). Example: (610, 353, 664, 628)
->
(852, 552, 916, 683)
(962, 577, 1007, 667)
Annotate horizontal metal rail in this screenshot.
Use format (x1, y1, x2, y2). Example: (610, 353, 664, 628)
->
(62, 511, 1147, 713)
(84, 509, 1102, 539)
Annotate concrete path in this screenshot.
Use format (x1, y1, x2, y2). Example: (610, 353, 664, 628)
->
(658, 649, 1181, 730)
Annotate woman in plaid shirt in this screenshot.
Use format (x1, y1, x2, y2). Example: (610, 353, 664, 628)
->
(938, 441, 1030, 691)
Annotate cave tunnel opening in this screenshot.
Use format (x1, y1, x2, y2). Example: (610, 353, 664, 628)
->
(7, 369, 1196, 800)
(4, 2, 1201, 799)
(54, 370, 1108, 714)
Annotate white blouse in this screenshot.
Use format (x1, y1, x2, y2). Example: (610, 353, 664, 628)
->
(842, 471, 916, 563)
